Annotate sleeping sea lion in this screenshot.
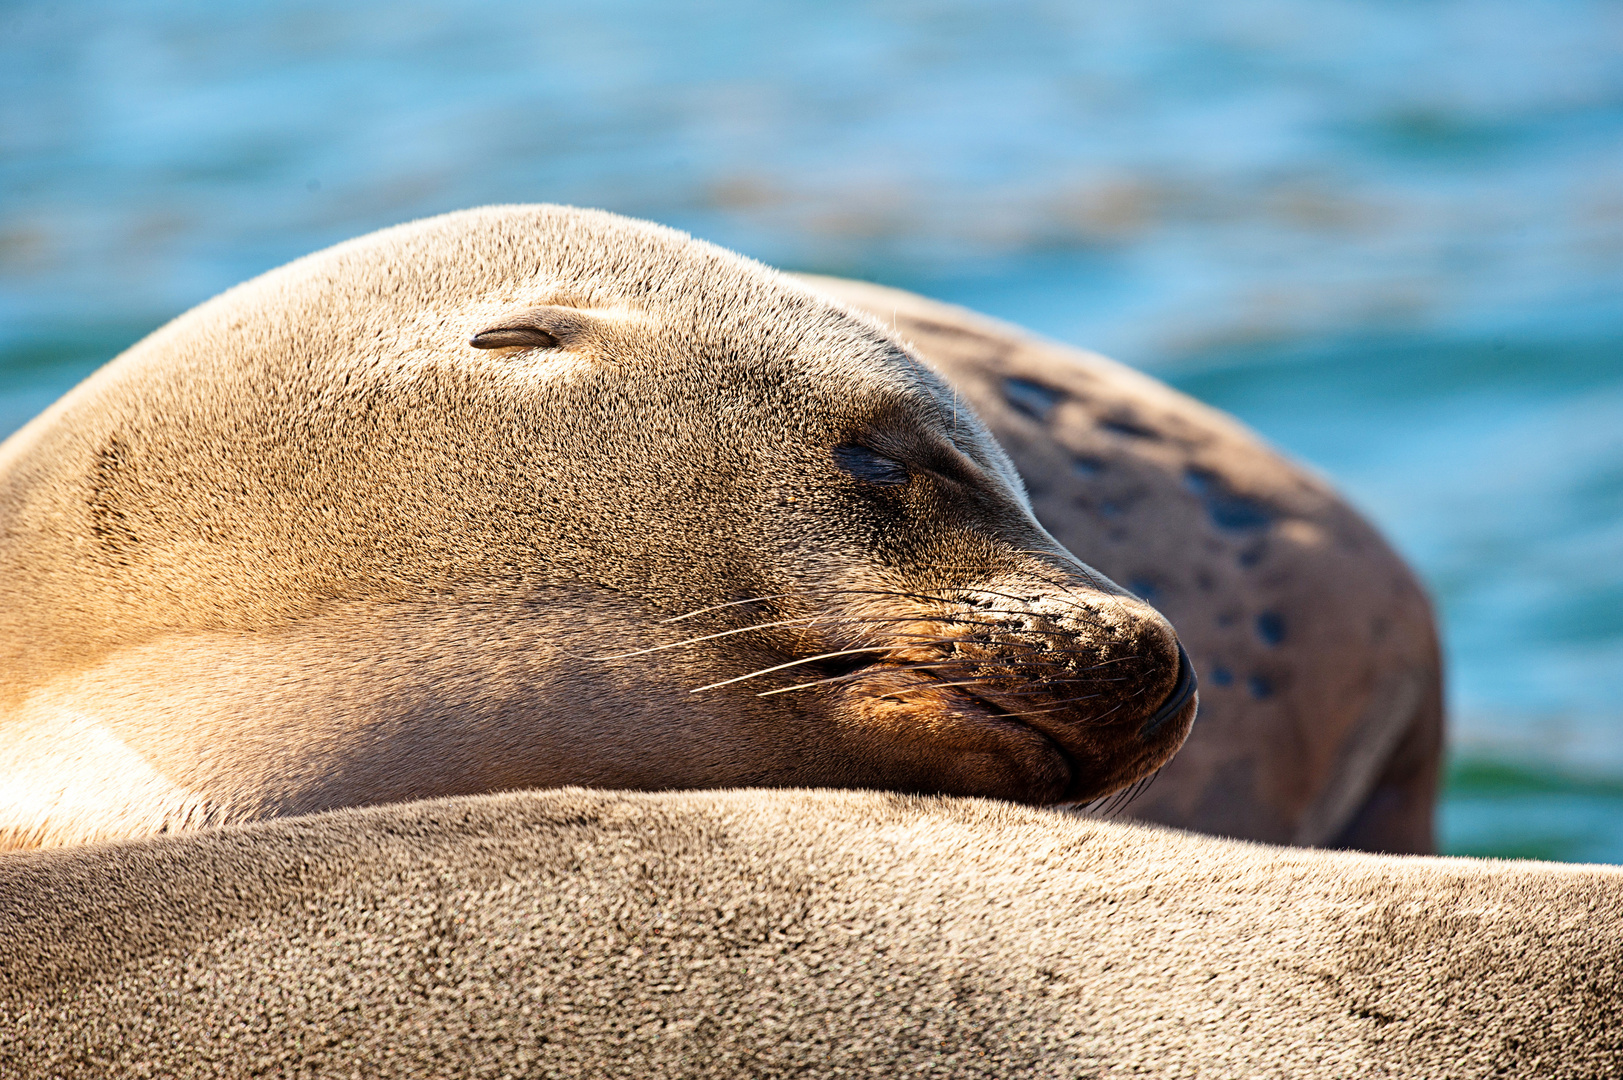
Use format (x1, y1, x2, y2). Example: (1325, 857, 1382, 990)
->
(0, 204, 1195, 850)
(799, 278, 1443, 853)
(2, 788, 1618, 1077)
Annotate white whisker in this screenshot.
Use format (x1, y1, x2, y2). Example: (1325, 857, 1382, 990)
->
(658, 594, 793, 624)
(688, 646, 902, 693)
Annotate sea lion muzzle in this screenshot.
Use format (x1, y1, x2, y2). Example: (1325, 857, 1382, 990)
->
(701, 554, 1197, 808)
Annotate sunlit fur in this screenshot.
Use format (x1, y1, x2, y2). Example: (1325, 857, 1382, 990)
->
(0, 205, 1194, 849)
(3, 788, 1618, 1075)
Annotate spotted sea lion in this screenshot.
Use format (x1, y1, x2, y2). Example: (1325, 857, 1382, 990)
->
(798, 278, 1444, 853)
(3, 788, 1619, 1077)
(0, 204, 1195, 850)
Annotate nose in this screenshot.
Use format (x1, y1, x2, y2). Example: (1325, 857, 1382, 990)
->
(1141, 641, 1198, 740)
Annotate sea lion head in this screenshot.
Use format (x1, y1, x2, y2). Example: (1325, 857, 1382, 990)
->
(0, 205, 1195, 833)
(445, 209, 1196, 806)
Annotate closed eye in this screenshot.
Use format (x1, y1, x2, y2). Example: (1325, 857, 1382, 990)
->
(833, 444, 909, 486)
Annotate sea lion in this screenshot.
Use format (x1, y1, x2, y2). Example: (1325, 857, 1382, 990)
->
(3, 787, 1619, 1078)
(798, 279, 1444, 853)
(0, 205, 1195, 850)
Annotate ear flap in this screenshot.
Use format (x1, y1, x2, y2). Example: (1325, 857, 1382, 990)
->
(469, 305, 602, 351)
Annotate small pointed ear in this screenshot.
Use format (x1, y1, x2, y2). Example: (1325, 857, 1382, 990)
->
(469, 305, 601, 351)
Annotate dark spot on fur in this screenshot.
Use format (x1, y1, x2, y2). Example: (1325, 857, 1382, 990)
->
(1098, 416, 1159, 439)
(902, 316, 1005, 345)
(1071, 455, 1104, 476)
(1184, 467, 1275, 532)
(1255, 611, 1286, 646)
(1353, 1006, 1399, 1027)
(1247, 674, 1274, 699)
(1003, 377, 1064, 421)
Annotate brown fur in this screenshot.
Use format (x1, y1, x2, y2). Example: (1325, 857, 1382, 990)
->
(0, 205, 1192, 850)
(2, 787, 1618, 1078)
(799, 278, 1443, 853)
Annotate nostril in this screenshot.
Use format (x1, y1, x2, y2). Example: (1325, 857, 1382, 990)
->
(1140, 641, 1197, 740)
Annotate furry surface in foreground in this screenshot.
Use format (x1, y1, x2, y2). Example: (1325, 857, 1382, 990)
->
(2, 788, 1618, 1078)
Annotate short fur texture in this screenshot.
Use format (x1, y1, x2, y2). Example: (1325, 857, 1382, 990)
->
(801, 278, 1443, 853)
(2, 787, 1617, 1078)
(0, 205, 1192, 849)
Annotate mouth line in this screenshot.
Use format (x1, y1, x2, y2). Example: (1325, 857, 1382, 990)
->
(866, 660, 1187, 806)
(867, 666, 1099, 801)
(1140, 641, 1197, 740)
(813, 649, 1177, 805)
(820, 654, 1074, 741)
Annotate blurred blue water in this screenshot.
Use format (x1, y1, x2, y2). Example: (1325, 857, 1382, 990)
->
(3, 0, 1621, 859)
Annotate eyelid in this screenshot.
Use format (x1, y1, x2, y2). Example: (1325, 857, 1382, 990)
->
(832, 444, 909, 485)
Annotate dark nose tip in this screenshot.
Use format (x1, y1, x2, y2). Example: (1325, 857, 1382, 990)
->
(1140, 641, 1197, 739)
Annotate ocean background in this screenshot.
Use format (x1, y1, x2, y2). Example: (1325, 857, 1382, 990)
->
(3, 0, 1620, 861)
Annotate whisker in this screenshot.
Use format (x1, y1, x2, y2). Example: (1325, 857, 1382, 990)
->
(754, 661, 1140, 701)
(1101, 774, 1149, 818)
(830, 587, 1109, 628)
(742, 646, 1150, 700)
(878, 678, 1005, 693)
(658, 594, 793, 624)
(871, 672, 1137, 701)
(1001, 698, 1128, 721)
(1118, 768, 1162, 814)
(573, 614, 839, 661)
(1078, 792, 1111, 817)
(753, 662, 980, 697)
(989, 694, 1108, 717)
(867, 635, 1143, 670)
(579, 610, 1023, 662)
(689, 646, 911, 693)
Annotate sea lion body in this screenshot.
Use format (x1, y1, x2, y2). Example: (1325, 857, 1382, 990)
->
(0, 205, 1193, 849)
(2, 788, 1617, 1078)
(802, 279, 1443, 852)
